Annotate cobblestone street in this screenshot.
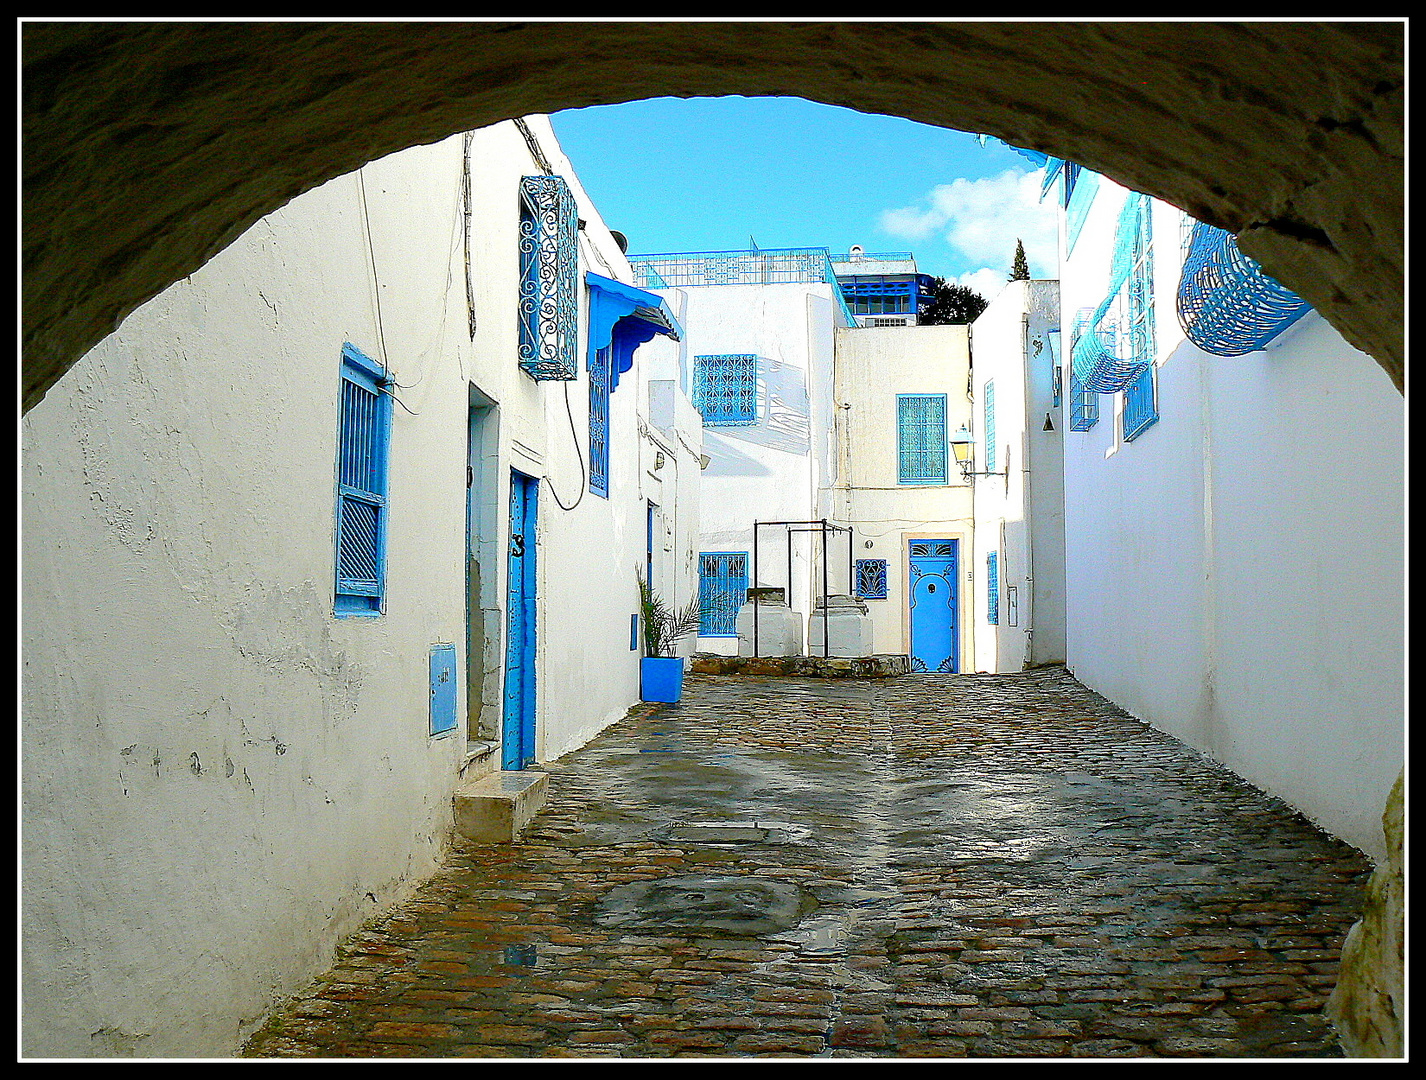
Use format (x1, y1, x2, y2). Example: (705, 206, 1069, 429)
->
(244, 667, 1371, 1059)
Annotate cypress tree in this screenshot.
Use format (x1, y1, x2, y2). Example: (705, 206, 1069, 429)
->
(1009, 239, 1030, 281)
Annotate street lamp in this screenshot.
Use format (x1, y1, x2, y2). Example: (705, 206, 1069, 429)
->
(950, 425, 1007, 482)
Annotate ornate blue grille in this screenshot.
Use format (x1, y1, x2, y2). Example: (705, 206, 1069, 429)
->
(518, 175, 579, 381)
(897, 394, 948, 484)
(588, 345, 610, 497)
(986, 552, 1000, 625)
(698, 552, 747, 637)
(692, 355, 758, 426)
(1176, 220, 1312, 356)
(855, 559, 888, 600)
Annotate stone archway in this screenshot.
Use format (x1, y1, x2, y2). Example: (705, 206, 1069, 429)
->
(22, 21, 1403, 415)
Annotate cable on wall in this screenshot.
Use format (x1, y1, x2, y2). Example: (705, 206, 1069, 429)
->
(543, 380, 587, 512)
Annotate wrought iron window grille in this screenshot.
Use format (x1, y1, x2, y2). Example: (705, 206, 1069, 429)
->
(855, 559, 889, 600)
(692, 354, 759, 426)
(517, 175, 579, 381)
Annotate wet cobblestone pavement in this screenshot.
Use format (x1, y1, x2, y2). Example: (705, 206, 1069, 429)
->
(244, 668, 1372, 1058)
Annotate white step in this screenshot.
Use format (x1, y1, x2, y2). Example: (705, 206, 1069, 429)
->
(452, 769, 548, 844)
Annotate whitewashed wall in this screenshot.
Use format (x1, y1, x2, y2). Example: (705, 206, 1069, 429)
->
(21, 115, 686, 1055)
(658, 282, 845, 653)
(831, 324, 975, 661)
(970, 279, 1066, 672)
(1060, 182, 1404, 862)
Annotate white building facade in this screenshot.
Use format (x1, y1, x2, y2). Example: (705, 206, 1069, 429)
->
(21, 116, 700, 1056)
(1054, 169, 1404, 863)
(831, 323, 977, 669)
(968, 278, 1067, 672)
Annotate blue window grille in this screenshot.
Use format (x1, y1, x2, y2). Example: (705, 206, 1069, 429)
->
(855, 559, 888, 601)
(518, 175, 578, 381)
(1068, 368, 1099, 431)
(897, 394, 948, 484)
(1176, 219, 1312, 356)
(698, 552, 747, 636)
(986, 552, 1000, 625)
(983, 380, 996, 473)
(1123, 364, 1159, 441)
(335, 343, 391, 616)
(692, 354, 758, 426)
(840, 278, 915, 315)
(588, 344, 610, 497)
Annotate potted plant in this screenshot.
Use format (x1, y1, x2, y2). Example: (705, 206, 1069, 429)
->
(637, 572, 703, 703)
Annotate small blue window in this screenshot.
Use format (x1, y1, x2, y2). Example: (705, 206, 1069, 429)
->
(693, 355, 758, 425)
(698, 552, 747, 636)
(335, 343, 391, 616)
(588, 344, 611, 497)
(987, 552, 1000, 625)
(983, 380, 997, 473)
(897, 394, 948, 484)
(856, 559, 888, 601)
(1068, 368, 1099, 432)
(1123, 364, 1159, 441)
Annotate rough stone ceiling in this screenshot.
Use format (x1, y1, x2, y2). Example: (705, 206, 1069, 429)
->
(21, 21, 1404, 413)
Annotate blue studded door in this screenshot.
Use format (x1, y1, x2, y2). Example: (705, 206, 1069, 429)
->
(502, 470, 538, 770)
(908, 539, 959, 673)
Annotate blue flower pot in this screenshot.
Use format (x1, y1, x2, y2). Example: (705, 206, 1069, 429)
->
(640, 656, 685, 703)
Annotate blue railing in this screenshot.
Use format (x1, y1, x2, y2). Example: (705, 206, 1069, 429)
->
(628, 247, 859, 327)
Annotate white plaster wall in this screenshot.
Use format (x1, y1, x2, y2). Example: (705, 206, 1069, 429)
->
(970, 280, 1066, 672)
(21, 114, 679, 1056)
(831, 324, 974, 661)
(23, 139, 474, 1057)
(1060, 182, 1404, 862)
(663, 282, 842, 649)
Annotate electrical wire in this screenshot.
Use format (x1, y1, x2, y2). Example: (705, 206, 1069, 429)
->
(543, 379, 587, 512)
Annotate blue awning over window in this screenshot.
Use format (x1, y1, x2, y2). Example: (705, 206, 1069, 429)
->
(585, 272, 683, 393)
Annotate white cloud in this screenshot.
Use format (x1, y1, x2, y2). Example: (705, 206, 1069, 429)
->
(879, 169, 1059, 280)
(954, 268, 1010, 304)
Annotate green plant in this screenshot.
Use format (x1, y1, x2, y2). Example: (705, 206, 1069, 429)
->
(637, 572, 704, 658)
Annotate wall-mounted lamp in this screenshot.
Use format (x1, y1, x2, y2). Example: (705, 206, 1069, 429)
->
(1043, 412, 1056, 432)
(654, 451, 666, 471)
(950, 425, 1007, 482)
(698, 454, 711, 471)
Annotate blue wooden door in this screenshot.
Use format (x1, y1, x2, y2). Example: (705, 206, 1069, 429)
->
(909, 539, 959, 673)
(502, 471, 538, 770)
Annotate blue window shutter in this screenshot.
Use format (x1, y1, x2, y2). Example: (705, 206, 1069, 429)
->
(897, 394, 948, 484)
(984, 380, 996, 473)
(987, 552, 1000, 625)
(335, 343, 391, 615)
(1123, 363, 1159, 441)
(855, 559, 888, 600)
(692, 355, 758, 425)
(698, 552, 747, 636)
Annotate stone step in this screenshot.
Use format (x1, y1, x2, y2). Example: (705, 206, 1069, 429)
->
(453, 769, 548, 844)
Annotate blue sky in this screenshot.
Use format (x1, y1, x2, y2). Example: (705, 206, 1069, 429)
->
(550, 94, 1059, 304)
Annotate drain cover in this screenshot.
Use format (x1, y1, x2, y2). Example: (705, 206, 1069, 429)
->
(595, 874, 808, 936)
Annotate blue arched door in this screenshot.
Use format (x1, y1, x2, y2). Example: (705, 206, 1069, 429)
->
(909, 539, 959, 673)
